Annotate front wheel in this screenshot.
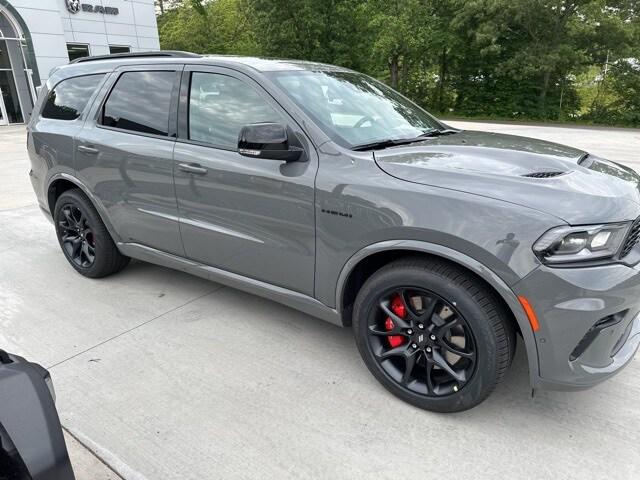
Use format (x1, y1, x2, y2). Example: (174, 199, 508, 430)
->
(353, 257, 515, 413)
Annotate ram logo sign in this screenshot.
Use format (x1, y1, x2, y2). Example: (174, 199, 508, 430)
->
(66, 1, 119, 15)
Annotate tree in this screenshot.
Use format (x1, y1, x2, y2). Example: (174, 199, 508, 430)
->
(158, 0, 258, 54)
(156, 0, 640, 126)
(364, 0, 435, 90)
(243, 0, 369, 70)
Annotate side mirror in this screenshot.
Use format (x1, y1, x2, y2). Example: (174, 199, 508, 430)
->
(238, 123, 304, 162)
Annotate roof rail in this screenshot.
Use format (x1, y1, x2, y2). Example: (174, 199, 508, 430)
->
(70, 51, 201, 64)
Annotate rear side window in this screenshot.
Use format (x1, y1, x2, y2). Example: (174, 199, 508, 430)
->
(102, 71, 176, 136)
(41, 74, 104, 121)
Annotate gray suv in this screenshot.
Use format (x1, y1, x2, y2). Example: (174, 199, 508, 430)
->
(27, 52, 640, 412)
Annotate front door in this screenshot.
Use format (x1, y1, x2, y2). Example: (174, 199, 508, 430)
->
(174, 66, 317, 296)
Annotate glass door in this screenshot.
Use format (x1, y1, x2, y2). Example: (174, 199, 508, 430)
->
(0, 70, 22, 123)
(0, 88, 7, 126)
(0, 37, 8, 125)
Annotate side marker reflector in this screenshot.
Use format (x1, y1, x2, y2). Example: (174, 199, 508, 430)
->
(518, 296, 540, 332)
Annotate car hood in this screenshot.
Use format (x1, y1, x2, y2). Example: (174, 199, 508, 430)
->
(374, 131, 640, 225)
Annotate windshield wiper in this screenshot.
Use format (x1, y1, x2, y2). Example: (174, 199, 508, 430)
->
(352, 129, 460, 151)
(352, 138, 414, 151)
(418, 128, 460, 138)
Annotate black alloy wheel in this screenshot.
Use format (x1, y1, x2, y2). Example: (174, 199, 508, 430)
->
(369, 287, 477, 397)
(54, 188, 130, 278)
(353, 257, 515, 413)
(58, 204, 96, 268)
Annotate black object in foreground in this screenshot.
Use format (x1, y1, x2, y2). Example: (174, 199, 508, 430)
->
(0, 350, 75, 480)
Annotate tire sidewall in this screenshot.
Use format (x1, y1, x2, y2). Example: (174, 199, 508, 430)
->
(354, 266, 500, 413)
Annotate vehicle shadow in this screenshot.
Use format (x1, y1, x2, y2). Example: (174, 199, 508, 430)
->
(118, 259, 636, 424)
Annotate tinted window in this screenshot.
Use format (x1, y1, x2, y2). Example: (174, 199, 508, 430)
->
(41, 74, 104, 121)
(103, 71, 176, 136)
(189, 72, 280, 149)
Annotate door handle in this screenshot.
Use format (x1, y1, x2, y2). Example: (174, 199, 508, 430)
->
(77, 145, 99, 155)
(178, 163, 208, 175)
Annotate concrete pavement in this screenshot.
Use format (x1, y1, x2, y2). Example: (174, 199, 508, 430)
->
(1, 122, 639, 479)
(64, 431, 120, 480)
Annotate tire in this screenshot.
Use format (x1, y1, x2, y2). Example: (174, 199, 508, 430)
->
(53, 188, 129, 278)
(353, 257, 515, 413)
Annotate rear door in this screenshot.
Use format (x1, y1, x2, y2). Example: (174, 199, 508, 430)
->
(75, 64, 184, 255)
(173, 65, 318, 295)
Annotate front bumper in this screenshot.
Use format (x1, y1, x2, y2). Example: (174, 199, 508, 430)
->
(514, 263, 640, 390)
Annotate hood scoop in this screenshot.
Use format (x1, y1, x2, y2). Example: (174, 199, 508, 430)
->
(521, 171, 568, 179)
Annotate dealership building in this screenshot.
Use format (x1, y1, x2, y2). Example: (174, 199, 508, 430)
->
(0, 0, 159, 125)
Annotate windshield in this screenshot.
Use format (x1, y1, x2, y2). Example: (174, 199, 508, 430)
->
(266, 70, 444, 149)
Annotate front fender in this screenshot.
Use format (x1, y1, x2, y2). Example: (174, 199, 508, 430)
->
(335, 240, 541, 388)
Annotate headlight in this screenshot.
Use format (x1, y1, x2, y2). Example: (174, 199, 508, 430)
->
(533, 223, 630, 264)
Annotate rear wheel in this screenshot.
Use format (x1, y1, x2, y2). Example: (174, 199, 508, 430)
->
(54, 189, 129, 278)
(353, 257, 515, 412)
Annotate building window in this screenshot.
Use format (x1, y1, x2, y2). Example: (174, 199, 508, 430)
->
(0, 39, 10, 69)
(109, 45, 130, 54)
(67, 43, 90, 62)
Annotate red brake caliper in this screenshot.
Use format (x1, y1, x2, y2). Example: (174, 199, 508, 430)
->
(385, 295, 407, 348)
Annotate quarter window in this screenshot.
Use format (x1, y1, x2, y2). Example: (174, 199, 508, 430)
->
(188, 72, 281, 149)
(102, 71, 176, 136)
(41, 74, 104, 121)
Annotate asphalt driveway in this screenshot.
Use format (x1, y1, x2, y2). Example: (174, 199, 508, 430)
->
(1, 121, 639, 479)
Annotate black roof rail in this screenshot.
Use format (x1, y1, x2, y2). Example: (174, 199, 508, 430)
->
(70, 51, 201, 64)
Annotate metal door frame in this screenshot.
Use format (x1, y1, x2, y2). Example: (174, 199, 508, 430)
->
(0, 85, 8, 125)
(0, 31, 37, 123)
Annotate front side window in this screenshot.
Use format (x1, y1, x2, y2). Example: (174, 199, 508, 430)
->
(102, 71, 176, 136)
(41, 74, 104, 121)
(266, 70, 443, 149)
(188, 72, 281, 149)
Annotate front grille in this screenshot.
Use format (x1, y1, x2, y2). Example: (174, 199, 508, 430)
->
(620, 217, 640, 258)
(521, 171, 566, 178)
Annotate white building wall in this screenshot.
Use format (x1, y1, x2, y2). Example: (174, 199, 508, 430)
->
(7, 0, 68, 86)
(60, 0, 160, 57)
(6, 0, 159, 86)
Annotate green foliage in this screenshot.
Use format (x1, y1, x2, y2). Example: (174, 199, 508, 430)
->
(157, 0, 640, 127)
(158, 0, 259, 54)
(243, 0, 373, 71)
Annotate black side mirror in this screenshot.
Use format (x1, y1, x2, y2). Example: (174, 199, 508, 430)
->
(238, 123, 304, 162)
